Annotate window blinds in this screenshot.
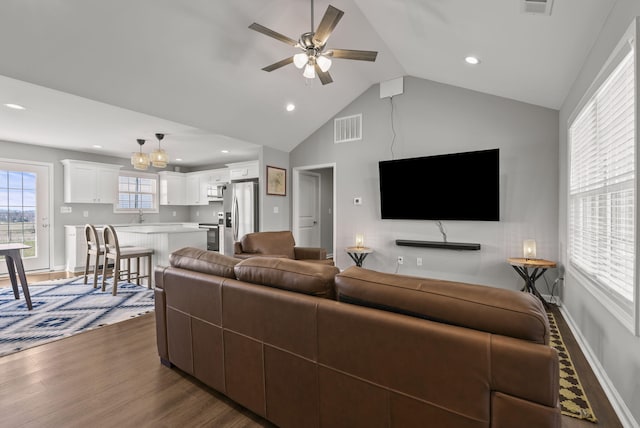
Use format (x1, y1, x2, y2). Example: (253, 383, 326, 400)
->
(569, 49, 635, 307)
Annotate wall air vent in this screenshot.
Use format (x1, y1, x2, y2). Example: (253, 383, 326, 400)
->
(334, 114, 362, 143)
(521, 0, 553, 15)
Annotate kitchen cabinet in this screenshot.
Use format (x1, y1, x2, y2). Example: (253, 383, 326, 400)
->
(158, 171, 186, 205)
(185, 172, 209, 205)
(228, 161, 259, 180)
(209, 168, 230, 184)
(61, 159, 122, 204)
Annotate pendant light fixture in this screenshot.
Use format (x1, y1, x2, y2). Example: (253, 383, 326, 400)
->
(150, 133, 169, 168)
(131, 139, 150, 170)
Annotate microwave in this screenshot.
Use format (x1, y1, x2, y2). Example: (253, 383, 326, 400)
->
(207, 184, 224, 201)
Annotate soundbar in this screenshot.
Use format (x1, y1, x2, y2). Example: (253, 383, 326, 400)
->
(395, 240, 481, 251)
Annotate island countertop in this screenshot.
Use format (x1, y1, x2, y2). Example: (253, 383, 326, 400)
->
(115, 225, 203, 234)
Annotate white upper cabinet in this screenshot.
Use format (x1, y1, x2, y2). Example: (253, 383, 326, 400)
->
(158, 171, 186, 206)
(61, 159, 122, 204)
(228, 161, 259, 180)
(185, 172, 209, 206)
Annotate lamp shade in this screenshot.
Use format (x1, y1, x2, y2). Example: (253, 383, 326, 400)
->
(523, 239, 537, 259)
(131, 139, 150, 170)
(316, 55, 332, 72)
(355, 233, 364, 249)
(293, 53, 308, 69)
(150, 149, 168, 168)
(303, 63, 316, 79)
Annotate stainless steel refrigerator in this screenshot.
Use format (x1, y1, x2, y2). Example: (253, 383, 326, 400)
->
(222, 179, 259, 256)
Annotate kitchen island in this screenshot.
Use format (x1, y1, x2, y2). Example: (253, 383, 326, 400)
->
(114, 225, 207, 270)
(64, 223, 206, 273)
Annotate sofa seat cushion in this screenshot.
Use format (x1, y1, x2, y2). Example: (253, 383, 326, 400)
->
(335, 266, 550, 344)
(234, 257, 339, 299)
(169, 247, 241, 279)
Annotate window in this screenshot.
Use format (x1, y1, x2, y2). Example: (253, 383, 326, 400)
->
(568, 25, 636, 331)
(0, 169, 37, 257)
(116, 172, 158, 213)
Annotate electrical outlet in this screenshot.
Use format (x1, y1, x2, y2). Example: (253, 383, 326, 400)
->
(397, 256, 404, 265)
(417, 257, 422, 266)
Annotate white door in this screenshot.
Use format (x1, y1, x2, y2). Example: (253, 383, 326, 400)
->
(0, 160, 51, 273)
(297, 171, 320, 247)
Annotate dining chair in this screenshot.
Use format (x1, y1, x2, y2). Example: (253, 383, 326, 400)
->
(101, 225, 154, 296)
(82, 224, 104, 288)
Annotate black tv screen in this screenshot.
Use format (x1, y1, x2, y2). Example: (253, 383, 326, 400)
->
(379, 148, 499, 221)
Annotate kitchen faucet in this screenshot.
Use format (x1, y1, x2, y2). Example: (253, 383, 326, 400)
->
(138, 209, 144, 223)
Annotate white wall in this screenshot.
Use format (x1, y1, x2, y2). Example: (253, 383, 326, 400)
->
(291, 76, 559, 290)
(559, 2, 640, 426)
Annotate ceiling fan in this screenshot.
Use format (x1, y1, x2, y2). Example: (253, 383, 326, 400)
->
(248, 0, 378, 85)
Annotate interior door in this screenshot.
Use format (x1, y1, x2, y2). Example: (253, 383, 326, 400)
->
(0, 160, 51, 273)
(297, 171, 321, 247)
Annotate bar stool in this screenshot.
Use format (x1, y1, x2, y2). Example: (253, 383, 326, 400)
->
(83, 224, 104, 288)
(101, 225, 154, 296)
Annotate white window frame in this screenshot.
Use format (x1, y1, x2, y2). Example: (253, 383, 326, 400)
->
(114, 170, 159, 214)
(567, 19, 638, 334)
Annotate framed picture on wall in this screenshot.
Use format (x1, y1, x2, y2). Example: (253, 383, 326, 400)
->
(266, 165, 286, 196)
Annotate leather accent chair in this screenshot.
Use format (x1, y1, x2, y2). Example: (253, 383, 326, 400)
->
(233, 230, 333, 265)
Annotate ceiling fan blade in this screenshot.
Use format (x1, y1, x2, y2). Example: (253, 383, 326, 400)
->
(262, 57, 294, 72)
(249, 22, 298, 47)
(312, 5, 344, 47)
(315, 64, 333, 85)
(327, 49, 378, 62)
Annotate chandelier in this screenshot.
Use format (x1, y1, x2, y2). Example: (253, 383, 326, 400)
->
(150, 133, 169, 168)
(130, 133, 169, 170)
(131, 139, 150, 170)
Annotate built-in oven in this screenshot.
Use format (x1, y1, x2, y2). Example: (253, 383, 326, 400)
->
(198, 223, 220, 252)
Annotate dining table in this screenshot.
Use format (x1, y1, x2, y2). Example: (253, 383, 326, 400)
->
(0, 243, 33, 310)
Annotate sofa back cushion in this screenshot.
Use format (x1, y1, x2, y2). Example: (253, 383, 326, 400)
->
(239, 231, 296, 259)
(234, 257, 339, 299)
(335, 266, 550, 344)
(169, 247, 240, 278)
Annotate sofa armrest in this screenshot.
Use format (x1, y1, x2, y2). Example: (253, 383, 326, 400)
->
(294, 246, 327, 260)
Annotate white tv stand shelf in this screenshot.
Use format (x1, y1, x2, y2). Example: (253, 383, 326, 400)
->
(395, 240, 481, 251)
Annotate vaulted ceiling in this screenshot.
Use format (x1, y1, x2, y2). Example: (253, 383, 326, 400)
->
(0, 0, 616, 167)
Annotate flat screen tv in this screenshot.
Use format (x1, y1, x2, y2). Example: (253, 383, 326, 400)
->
(378, 148, 499, 221)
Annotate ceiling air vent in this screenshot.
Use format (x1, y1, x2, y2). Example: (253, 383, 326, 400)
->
(521, 0, 553, 15)
(334, 114, 362, 144)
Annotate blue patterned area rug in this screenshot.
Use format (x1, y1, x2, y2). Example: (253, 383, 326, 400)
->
(0, 276, 154, 357)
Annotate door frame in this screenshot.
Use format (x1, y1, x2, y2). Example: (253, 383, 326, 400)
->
(292, 163, 336, 260)
(0, 157, 55, 273)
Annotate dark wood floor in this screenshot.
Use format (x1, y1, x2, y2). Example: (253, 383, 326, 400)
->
(0, 272, 623, 427)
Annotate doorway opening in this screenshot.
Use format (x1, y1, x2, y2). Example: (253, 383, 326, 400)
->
(292, 163, 335, 261)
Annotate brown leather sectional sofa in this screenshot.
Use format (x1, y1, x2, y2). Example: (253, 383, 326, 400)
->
(155, 247, 560, 428)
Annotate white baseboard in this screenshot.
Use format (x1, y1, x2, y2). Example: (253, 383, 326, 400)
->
(558, 306, 639, 428)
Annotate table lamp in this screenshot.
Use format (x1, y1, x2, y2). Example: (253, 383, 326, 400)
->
(355, 233, 364, 249)
(523, 239, 537, 259)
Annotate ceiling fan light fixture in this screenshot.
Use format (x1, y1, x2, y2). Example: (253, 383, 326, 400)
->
(131, 139, 150, 170)
(293, 52, 308, 69)
(303, 63, 316, 79)
(316, 55, 332, 72)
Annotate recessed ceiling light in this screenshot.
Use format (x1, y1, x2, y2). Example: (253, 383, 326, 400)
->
(465, 56, 480, 65)
(92, 145, 103, 149)
(286, 103, 295, 112)
(221, 150, 229, 154)
(4, 103, 26, 110)
(175, 158, 183, 162)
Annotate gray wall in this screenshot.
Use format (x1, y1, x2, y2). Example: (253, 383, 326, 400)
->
(260, 146, 290, 232)
(291, 76, 559, 290)
(559, 3, 640, 426)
